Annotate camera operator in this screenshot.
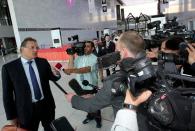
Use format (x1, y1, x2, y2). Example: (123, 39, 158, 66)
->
(65, 31, 153, 130)
(63, 41, 102, 128)
(159, 36, 195, 88)
(111, 90, 152, 131)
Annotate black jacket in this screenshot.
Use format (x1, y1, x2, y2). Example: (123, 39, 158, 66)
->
(2, 57, 60, 126)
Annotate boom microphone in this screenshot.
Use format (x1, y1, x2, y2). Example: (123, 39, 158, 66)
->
(82, 80, 99, 90)
(69, 79, 97, 95)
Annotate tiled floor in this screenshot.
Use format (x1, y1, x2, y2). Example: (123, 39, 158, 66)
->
(0, 53, 114, 131)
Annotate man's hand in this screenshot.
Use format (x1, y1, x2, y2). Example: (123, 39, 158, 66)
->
(51, 66, 60, 76)
(186, 44, 195, 65)
(65, 93, 76, 102)
(63, 69, 74, 75)
(81, 94, 93, 99)
(124, 90, 152, 106)
(8, 118, 18, 125)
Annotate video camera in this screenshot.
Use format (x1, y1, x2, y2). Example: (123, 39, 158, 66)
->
(158, 42, 189, 65)
(68, 35, 79, 42)
(66, 35, 85, 56)
(66, 42, 85, 56)
(98, 51, 156, 96)
(147, 20, 161, 30)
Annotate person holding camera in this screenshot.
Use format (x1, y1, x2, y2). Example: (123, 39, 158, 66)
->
(111, 90, 152, 131)
(63, 41, 102, 128)
(65, 31, 153, 130)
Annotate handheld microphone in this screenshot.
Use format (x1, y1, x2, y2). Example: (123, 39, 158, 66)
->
(69, 79, 97, 95)
(55, 63, 64, 71)
(82, 80, 99, 90)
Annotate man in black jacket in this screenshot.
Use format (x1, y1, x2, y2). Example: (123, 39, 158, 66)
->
(2, 37, 60, 131)
(104, 34, 116, 76)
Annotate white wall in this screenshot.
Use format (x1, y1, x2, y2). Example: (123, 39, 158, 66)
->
(9, 0, 119, 48)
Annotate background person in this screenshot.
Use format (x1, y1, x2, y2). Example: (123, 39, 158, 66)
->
(104, 34, 116, 76)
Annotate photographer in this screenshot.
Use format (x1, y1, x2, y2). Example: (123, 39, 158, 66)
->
(63, 41, 102, 128)
(65, 31, 152, 130)
(111, 90, 152, 131)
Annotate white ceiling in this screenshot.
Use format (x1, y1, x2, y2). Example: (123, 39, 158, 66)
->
(121, 0, 156, 6)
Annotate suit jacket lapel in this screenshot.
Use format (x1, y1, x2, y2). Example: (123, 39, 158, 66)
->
(16, 58, 31, 93)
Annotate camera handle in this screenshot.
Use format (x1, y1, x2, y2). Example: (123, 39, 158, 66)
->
(157, 61, 173, 92)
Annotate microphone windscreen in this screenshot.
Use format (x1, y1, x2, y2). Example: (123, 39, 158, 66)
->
(68, 79, 95, 95)
(69, 79, 84, 95)
(55, 63, 62, 70)
(82, 80, 89, 86)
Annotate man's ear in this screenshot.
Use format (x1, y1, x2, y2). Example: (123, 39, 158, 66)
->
(123, 48, 129, 58)
(92, 47, 94, 51)
(123, 48, 134, 58)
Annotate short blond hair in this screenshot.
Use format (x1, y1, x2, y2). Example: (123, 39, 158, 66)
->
(119, 31, 145, 55)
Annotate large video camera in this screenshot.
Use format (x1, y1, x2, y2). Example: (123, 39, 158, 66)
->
(66, 42, 85, 56)
(68, 35, 79, 42)
(98, 51, 156, 96)
(158, 42, 189, 65)
(98, 50, 195, 130)
(147, 20, 161, 30)
(66, 35, 85, 56)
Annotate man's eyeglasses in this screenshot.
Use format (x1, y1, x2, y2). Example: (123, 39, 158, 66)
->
(24, 46, 39, 50)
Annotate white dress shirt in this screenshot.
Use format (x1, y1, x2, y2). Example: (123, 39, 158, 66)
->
(111, 109, 138, 131)
(21, 57, 44, 102)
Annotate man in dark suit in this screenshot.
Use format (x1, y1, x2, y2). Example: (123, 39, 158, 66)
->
(104, 34, 116, 76)
(2, 37, 60, 131)
(92, 38, 106, 57)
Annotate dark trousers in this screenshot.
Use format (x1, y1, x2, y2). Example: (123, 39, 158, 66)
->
(86, 110, 101, 124)
(106, 69, 110, 76)
(21, 100, 55, 131)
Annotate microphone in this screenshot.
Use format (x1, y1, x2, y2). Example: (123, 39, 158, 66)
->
(55, 63, 64, 71)
(82, 80, 99, 90)
(69, 79, 97, 95)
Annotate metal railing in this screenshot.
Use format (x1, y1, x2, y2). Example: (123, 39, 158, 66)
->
(0, 18, 11, 26)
